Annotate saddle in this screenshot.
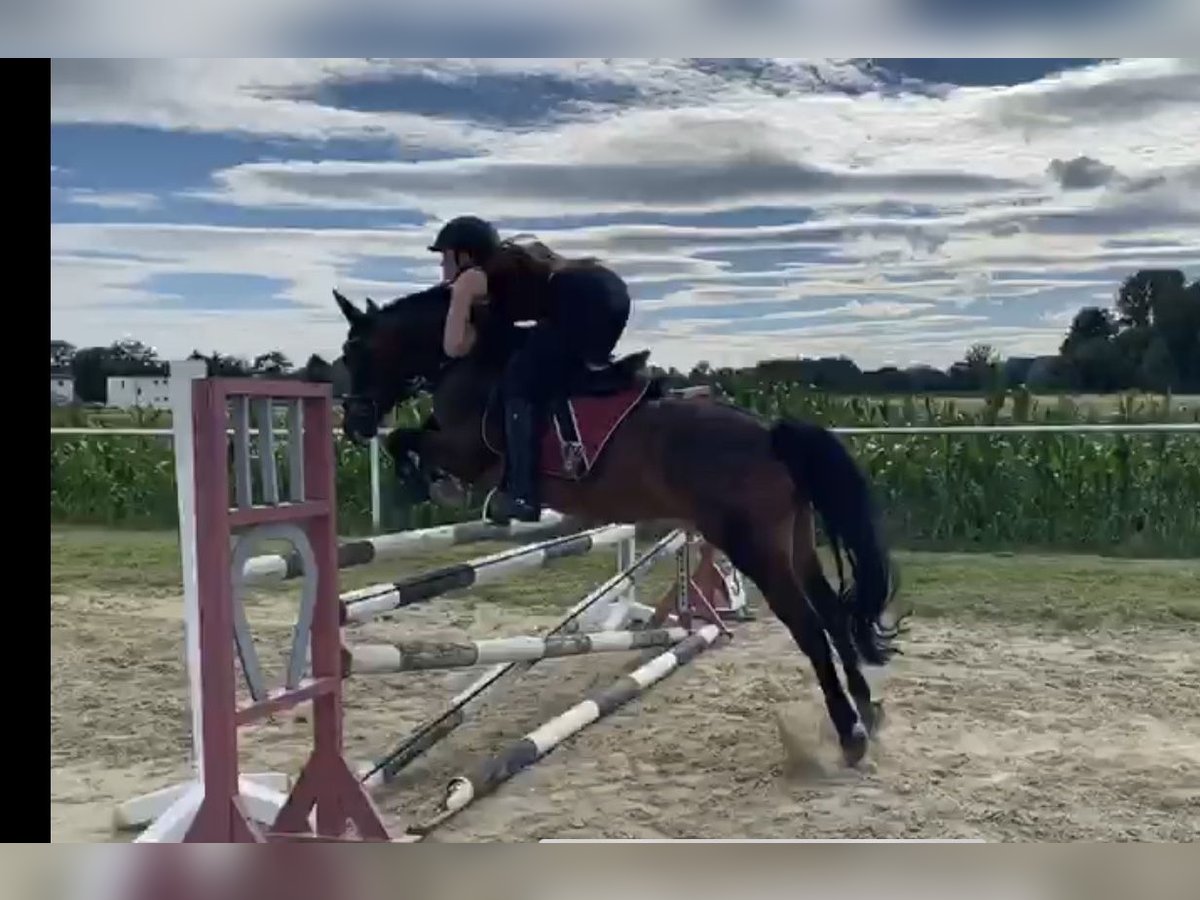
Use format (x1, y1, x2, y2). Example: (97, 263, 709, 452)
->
(482, 349, 676, 481)
(569, 349, 655, 397)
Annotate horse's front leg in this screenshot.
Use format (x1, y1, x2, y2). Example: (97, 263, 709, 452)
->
(382, 421, 437, 504)
(383, 418, 476, 508)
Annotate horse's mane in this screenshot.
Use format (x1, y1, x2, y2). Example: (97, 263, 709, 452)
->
(370, 280, 518, 371)
(377, 282, 452, 318)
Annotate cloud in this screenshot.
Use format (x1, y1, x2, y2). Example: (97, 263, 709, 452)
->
(199, 154, 1029, 217)
(50, 58, 498, 151)
(985, 57, 1200, 131)
(171, 58, 1198, 235)
(19, 1, 1200, 55)
(47, 57, 887, 147)
(62, 188, 161, 211)
(1048, 156, 1119, 191)
(48, 56, 1200, 372)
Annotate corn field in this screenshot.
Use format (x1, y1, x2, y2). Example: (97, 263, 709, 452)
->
(50, 388, 1200, 556)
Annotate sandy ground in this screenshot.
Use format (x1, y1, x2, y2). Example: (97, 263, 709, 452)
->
(51, 584, 1200, 843)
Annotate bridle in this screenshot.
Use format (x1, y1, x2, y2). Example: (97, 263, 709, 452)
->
(340, 331, 399, 443)
(340, 326, 456, 444)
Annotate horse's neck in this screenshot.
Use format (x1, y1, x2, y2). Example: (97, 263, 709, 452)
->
(433, 358, 495, 425)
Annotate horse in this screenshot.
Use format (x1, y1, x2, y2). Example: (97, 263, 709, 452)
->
(332, 284, 904, 766)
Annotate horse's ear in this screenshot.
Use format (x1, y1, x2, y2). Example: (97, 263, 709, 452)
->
(333, 289, 366, 326)
(365, 297, 380, 315)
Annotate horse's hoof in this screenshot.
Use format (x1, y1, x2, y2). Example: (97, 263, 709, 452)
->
(840, 723, 869, 767)
(430, 478, 466, 508)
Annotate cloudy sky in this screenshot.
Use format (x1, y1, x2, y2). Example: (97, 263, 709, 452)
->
(50, 56, 1200, 371)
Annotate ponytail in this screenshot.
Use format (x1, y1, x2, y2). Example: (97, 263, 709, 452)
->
(497, 234, 602, 274)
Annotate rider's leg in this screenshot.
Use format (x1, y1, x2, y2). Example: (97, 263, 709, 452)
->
(486, 273, 629, 523)
(555, 267, 632, 365)
(487, 325, 567, 523)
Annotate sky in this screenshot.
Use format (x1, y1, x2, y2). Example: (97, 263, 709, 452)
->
(50, 55, 1200, 372)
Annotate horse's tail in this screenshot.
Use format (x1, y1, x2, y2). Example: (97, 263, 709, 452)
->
(769, 419, 902, 665)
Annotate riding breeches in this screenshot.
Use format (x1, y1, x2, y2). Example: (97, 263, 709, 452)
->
(501, 265, 631, 405)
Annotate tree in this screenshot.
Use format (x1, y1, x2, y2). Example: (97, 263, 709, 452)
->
(1139, 336, 1178, 393)
(1002, 357, 1039, 386)
(108, 338, 165, 375)
(905, 365, 951, 392)
(1149, 277, 1200, 389)
(964, 343, 998, 369)
(1116, 269, 1186, 329)
(70, 346, 111, 402)
(1113, 326, 1153, 387)
(65, 340, 165, 403)
(330, 358, 351, 398)
(252, 351, 293, 375)
(1061, 307, 1116, 355)
(189, 350, 251, 377)
(303, 354, 333, 382)
(1066, 337, 1134, 392)
(51, 340, 76, 369)
(1026, 355, 1070, 391)
(949, 343, 1004, 392)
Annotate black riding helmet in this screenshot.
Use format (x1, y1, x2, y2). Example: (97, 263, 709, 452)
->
(428, 215, 501, 264)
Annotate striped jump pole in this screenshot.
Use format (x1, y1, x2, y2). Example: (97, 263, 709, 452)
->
(241, 510, 573, 587)
(340, 523, 635, 624)
(342, 627, 689, 675)
(358, 528, 689, 788)
(407, 623, 723, 837)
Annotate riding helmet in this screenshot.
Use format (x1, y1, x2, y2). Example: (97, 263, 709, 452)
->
(428, 215, 501, 262)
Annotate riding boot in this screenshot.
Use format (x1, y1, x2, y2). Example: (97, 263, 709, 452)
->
(484, 397, 542, 524)
(504, 397, 543, 521)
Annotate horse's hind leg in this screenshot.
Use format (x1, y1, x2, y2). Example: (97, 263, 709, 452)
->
(788, 502, 882, 737)
(802, 569, 883, 736)
(702, 512, 868, 766)
(790, 506, 883, 738)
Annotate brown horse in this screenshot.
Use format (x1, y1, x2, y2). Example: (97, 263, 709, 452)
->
(333, 285, 903, 765)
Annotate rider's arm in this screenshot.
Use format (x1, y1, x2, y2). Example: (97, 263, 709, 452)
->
(443, 267, 488, 357)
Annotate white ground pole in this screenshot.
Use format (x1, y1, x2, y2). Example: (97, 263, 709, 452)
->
(112, 359, 293, 842)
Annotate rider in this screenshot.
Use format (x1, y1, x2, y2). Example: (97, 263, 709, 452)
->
(429, 214, 632, 523)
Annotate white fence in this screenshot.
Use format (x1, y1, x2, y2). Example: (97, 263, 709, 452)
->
(50, 423, 1200, 533)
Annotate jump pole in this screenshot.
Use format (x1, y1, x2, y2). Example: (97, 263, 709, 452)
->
(408, 622, 724, 837)
(241, 509, 574, 587)
(356, 528, 691, 789)
(342, 627, 690, 675)
(339, 523, 637, 624)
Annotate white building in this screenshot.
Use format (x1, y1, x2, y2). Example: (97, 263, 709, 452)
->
(51, 371, 75, 405)
(106, 374, 171, 410)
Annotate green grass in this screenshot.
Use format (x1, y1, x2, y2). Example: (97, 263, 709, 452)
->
(50, 528, 1200, 632)
(51, 528, 184, 595)
(891, 551, 1200, 630)
(855, 392, 1200, 420)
